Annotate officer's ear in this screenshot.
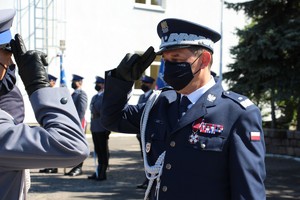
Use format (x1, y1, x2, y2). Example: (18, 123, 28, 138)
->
(199, 51, 211, 69)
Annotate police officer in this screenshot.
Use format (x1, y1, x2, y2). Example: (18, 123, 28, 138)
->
(65, 74, 88, 176)
(101, 18, 266, 200)
(48, 74, 57, 87)
(138, 75, 155, 104)
(0, 9, 89, 200)
(87, 76, 111, 181)
(0, 10, 25, 125)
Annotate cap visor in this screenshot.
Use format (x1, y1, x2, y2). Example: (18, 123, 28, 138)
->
(156, 45, 192, 55)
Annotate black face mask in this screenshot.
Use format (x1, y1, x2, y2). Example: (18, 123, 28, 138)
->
(0, 63, 17, 96)
(95, 85, 102, 92)
(163, 55, 201, 91)
(141, 84, 150, 93)
(71, 82, 77, 90)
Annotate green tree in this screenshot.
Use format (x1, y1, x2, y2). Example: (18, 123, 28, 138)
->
(223, 0, 300, 130)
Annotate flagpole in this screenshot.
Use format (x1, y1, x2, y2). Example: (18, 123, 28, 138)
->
(219, 0, 224, 81)
(59, 40, 66, 87)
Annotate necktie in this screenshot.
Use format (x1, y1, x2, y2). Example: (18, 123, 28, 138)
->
(179, 96, 191, 118)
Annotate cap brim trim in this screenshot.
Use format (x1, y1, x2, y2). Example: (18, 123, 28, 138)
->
(0, 30, 12, 46)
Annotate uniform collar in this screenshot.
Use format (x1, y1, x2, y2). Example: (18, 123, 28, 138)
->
(144, 89, 153, 98)
(182, 76, 216, 106)
(98, 90, 104, 96)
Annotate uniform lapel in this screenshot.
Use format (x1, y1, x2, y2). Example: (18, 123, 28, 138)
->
(171, 82, 223, 134)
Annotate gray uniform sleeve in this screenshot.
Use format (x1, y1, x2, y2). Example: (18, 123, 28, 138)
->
(0, 87, 89, 170)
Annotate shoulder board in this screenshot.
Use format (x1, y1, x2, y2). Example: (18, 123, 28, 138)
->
(222, 91, 254, 109)
(160, 85, 174, 92)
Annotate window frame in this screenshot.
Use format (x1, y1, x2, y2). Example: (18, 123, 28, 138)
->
(134, 0, 165, 12)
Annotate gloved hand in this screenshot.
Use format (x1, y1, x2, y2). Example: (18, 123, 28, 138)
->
(115, 46, 156, 81)
(10, 34, 50, 96)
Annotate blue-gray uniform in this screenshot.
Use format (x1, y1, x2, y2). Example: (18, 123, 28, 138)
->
(90, 92, 106, 132)
(101, 75, 266, 199)
(65, 74, 88, 176)
(88, 76, 110, 180)
(0, 8, 89, 199)
(0, 85, 24, 124)
(0, 87, 90, 200)
(72, 88, 88, 123)
(138, 89, 153, 104)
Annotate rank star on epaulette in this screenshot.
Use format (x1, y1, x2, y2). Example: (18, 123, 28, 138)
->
(240, 99, 253, 108)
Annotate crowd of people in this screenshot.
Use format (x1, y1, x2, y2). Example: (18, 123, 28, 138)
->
(0, 7, 266, 200)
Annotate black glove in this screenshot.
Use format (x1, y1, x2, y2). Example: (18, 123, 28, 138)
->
(10, 34, 50, 96)
(115, 46, 156, 81)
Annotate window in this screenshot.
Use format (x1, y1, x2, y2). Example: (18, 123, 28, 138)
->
(134, 0, 165, 12)
(135, 0, 162, 6)
(134, 54, 162, 90)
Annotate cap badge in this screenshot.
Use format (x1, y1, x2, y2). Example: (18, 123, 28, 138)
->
(161, 21, 169, 33)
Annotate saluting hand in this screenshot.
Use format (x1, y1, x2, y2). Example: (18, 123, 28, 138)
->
(115, 46, 156, 81)
(10, 34, 50, 96)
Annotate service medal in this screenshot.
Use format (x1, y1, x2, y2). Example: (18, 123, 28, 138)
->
(189, 133, 200, 144)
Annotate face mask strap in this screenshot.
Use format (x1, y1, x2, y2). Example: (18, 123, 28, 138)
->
(0, 62, 8, 70)
(191, 52, 203, 75)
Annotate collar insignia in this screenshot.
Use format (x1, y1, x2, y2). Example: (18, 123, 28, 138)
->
(207, 94, 216, 102)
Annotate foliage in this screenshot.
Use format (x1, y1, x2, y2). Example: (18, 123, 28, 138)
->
(223, 0, 300, 130)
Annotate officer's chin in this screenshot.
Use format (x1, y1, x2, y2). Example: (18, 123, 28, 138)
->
(177, 79, 197, 95)
(177, 85, 192, 95)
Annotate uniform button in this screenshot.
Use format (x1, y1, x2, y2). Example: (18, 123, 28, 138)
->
(170, 141, 176, 147)
(200, 143, 206, 149)
(162, 186, 168, 192)
(60, 97, 68, 104)
(165, 163, 171, 170)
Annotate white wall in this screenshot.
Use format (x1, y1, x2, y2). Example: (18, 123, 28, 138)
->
(0, 0, 247, 123)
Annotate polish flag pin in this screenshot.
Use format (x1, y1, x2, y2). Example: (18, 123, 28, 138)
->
(250, 131, 260, 141)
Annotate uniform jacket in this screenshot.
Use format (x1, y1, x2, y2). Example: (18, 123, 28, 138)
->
(101, 71, 266, 200)
(0, 85, 24, 124)
(138, 89, 153, 104)
(71, 88, 88, 121)
(90, 92, 107, 132)
(0, 87, 90, 200)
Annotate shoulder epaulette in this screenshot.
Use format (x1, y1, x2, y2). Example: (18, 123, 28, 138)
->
(222, 91, 254, 109)
(160, 85, 174, 92)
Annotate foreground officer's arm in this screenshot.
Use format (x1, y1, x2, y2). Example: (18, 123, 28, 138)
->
(0, 34, 89, 170)
(226, 93, 266, 199)
(101, 47, 156, 133)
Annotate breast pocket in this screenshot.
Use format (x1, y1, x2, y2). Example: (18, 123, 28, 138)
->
(198, 135, 226, 151)
(187, 134, 226, 152)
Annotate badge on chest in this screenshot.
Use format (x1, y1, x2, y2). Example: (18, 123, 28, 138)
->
(188, 118, 224, 144)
